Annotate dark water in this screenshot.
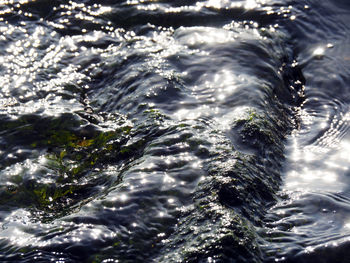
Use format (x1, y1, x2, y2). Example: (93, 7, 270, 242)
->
(0, 0, 349, 262)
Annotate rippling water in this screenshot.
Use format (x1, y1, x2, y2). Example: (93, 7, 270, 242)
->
(259, 1, 350, 262)
(0, 0, 349, 262)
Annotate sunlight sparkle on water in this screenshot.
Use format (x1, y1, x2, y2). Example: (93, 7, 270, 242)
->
(120, 194, 128, 202)
(163, 173, 176, 184)
(313, 47, 325, 57)
(203, 0, 267, 9)
(206, 0, 227, 9)
(285, 132, 350, 192)
(174, 107, 202, 120)
(185, 27, 236, 46)
(245, 0, 259, 9)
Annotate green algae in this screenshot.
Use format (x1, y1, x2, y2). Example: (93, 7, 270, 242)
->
(0, 108, 185, 222)
(0, 113, 138, 219)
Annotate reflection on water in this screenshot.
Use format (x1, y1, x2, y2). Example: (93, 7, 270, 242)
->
(285, 131, 350, 192)
(261, 1, 350, 262)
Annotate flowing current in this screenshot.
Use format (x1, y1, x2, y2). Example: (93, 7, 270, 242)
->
(0, 0, 349, 262)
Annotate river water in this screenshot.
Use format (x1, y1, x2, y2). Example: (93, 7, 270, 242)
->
(0, 0, 349, 262)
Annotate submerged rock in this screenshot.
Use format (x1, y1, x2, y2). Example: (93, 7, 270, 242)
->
(156, 102, 293, 262)
(155, 58, 304, 262)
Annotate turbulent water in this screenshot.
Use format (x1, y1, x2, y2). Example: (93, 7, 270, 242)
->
(0, 0, 349, 262)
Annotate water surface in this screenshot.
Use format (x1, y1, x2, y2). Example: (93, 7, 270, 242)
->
(0, 0, 349, 262)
